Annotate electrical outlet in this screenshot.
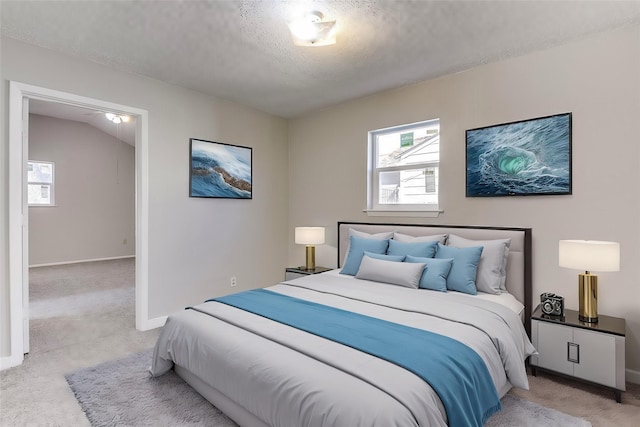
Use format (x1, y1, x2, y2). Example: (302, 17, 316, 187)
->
(230, 276, 237, 287)
(123, 239, 127, 245)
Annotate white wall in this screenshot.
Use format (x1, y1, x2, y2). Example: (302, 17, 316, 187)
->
(28, 114, 135, 265)
(288, 26, 640, 375)
(0, 37, 289, 356)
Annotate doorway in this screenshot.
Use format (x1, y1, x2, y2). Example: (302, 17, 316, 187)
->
(6, 81, 151, 368)
(27, 102, 137, 354)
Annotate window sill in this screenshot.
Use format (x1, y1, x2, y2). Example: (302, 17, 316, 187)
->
(363, 209, 443, 218)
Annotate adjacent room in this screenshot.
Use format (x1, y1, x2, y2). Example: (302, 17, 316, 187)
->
(27, 103, 137, 355)
(1, 1, 639, 426)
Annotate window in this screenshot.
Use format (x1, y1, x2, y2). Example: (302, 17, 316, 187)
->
(27, 161, 55, 206)
(367, 119, 440, 214)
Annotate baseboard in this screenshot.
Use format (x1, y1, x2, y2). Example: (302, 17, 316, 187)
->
(139, 315, 167, 331)
(0, 353, 23, 371)
(29, 255, 135, 268)
(627, 368, 640, 385)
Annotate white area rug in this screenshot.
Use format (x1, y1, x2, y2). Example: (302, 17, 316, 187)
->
(66, 350, 591, 426)
(486, 394, 591, 427)
(66, 350, 236, 427)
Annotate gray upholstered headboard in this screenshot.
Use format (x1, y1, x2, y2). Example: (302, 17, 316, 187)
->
(337, 222, 532, 335)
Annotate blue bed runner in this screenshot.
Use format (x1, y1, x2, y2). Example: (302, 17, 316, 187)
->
(210, 289, 501, 427)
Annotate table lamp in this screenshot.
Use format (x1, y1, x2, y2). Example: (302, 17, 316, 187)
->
(559, 240, 620, 323)
(295, 227, 325, 271)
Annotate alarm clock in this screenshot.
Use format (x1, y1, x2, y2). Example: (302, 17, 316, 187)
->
(540, 292, 564, 316)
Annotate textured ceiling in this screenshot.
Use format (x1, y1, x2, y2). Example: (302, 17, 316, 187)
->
(2, 1, 640, 118)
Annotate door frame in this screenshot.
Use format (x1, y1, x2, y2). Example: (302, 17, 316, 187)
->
(5, 81, 152, 369)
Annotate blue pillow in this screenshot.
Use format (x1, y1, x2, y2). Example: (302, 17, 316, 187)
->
(434, 243, 483, 295)
(364, 251, 405, 262)
(340, 236, 390, 276)
(388, 239, 438, 258)
(405, 255, 454, 292)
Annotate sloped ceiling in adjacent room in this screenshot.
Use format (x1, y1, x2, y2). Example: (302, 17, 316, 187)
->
(29, 100, 136, 146)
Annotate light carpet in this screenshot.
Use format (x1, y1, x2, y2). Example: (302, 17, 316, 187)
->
(66, 350, 591, 427)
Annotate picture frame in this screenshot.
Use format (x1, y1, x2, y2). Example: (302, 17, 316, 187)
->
(189, 138, 252, 199)
(466, 113, 572, 197)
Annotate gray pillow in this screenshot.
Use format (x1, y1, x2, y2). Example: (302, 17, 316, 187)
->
(393, 232, 447, 244)
(355, 255, 426, 289)
(447, 234, 511, 294)
(352, 229, 395, 240)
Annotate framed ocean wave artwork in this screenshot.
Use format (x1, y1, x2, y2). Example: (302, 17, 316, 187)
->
(189, 138, 252, 199)
(466, 113, 572, 197)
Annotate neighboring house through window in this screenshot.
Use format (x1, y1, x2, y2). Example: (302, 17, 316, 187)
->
(27, 160, 55, 206)
(367, 119, 440, 215)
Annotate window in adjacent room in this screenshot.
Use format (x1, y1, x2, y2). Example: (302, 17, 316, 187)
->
(367, 119, 440, 215)
(27, 160, 55, 206)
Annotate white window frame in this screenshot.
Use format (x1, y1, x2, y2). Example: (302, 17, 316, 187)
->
(366, 119, 441, 217)
(27, 160, 55, 206)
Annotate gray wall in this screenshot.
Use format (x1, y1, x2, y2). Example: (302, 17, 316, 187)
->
(1, 37, 290, 356)
(28, 114, 136, 265)
(288, 26, 640, 376)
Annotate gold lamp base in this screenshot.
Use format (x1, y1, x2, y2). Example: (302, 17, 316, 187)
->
(578, 272, 598, 323)
(304, 245, 316, 271)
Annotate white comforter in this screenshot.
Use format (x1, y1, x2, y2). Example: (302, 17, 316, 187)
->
(151, 271, 535, 427)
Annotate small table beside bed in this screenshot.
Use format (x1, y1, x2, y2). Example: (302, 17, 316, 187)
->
(151, 222, 536, 427)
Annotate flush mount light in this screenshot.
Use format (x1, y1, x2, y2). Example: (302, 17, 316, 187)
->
(105, 112, 130, 124)
(288, 11, 336, 46)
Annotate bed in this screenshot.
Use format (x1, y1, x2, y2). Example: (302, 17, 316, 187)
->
(151, 222, 535, 427)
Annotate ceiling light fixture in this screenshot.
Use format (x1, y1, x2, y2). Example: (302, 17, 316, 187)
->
(105, 112, 130, 124)
(288, 11, 336, 47)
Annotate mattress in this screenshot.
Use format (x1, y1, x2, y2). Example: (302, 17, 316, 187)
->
(151, 271, 535, 427)
(322, 269, 526, 320)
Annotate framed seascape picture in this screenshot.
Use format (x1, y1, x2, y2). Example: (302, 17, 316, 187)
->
(189, 138, 252, 199)
(466, 113, 572, 197)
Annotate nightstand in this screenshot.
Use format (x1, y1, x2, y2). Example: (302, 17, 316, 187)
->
(530, 305, 626, 402)
(285, 266, 333, 281)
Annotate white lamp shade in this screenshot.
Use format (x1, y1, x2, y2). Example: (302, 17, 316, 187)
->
(295, 227, 325, 245)
(559, 240, 620, 272)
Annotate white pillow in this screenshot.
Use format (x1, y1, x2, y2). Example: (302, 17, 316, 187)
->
(393, 232, 447, 244)
(447, 234, 511, 294)
(355, 255, 426, 289)
(352, 229, 395, 240)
